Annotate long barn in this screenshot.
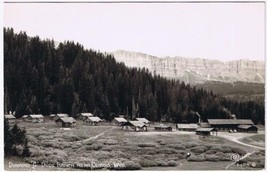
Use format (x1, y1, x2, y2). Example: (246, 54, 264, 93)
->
(207, 119, 254, 131)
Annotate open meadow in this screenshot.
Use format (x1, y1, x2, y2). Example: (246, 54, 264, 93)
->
(5, 118, 265, 171)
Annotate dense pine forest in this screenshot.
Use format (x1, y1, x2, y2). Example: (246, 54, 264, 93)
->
(4, 28, 265, 124)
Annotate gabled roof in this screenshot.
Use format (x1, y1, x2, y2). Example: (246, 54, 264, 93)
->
(196, 128, 216, 132)
(124, 121, 146, 127)
(80, 113, 93, 117)
(199, 122, 211, 128)
(238, 125, 257, 129)
(22, 115, 28, 118)
(177, 123, 199, 129)
(49, 114, 56, 117)
(5, 115, 16, 119)
(114, 117, 127, 123)
(86, 116, 102, 122)
(56, 113, 69, 117)
(136, 118, 150, 124)
(59, 117, 76, 123)
(208, 119, 254, 125)
(29, 114, 43, 118)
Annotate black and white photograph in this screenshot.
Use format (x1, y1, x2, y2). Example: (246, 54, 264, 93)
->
(2, 1, 265, 171)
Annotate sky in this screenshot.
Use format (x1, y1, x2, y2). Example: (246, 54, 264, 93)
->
(3, 2, 265, 61)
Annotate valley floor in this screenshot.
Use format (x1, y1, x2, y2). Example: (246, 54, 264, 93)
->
(4, 119, 265, 171)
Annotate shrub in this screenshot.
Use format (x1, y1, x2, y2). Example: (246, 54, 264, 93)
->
(168, 144, 186, 150)
(205, 149, 217, 154)
(185, 142, 198, 148)
(215, 152, 232, 161)
(104, 139, 118, 145)
(166, 160, 178, 167)
(204, 154, 219, 162)
(122, 161, 142, 170)
(187, 155, 205, 162)
(155, 160, 168, 167)
(231, 147, 246, 155)
(190, 146, 207, 153)
(221, 146, 232, 153)
(86, 144, 102, 151)
(140, 159, 156, 167)
(15, 145, 24, 156)
(156, 148, 177, 154)
(137, 143, 156, 147)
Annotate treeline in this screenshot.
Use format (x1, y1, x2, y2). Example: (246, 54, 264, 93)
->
(4, 28, 265, 124)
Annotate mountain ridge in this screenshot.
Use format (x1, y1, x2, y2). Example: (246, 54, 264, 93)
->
(111, 50, 265, 84)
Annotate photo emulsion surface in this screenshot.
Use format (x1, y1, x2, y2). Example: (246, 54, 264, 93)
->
(3, 2, 265, 171)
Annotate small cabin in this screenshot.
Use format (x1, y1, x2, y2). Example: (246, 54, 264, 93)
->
(237, 125, 258, 133)
(155, 124, 172, 131)
(49, 114, 56, 120)
(55, 117, 76, 127)
(53, 114, 69, 121)
(83, 116, 102, 126)
(5, 115, 16, 123)
(113, 117, 128, 126)
(28, 114, 44, 123)
(196, 128, 218, 136)
(136, 118, 150, 126)
(176, 123, 199, 131)
(77, 113, 93, 120)
(122, 121, 148, 132)
(22, 115, 29, 121)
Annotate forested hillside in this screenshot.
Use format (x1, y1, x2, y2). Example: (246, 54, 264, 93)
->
(4, 28, 265, 124)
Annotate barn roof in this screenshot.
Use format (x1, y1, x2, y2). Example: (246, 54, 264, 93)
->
(86, 116, 102, 122)
(56, 114, 69, 117)
(29, 114, 43, 118)
(80, 113, 93, 117)
(208, 119, 254, 125)
(177, 123, 199, 129)
(5, 115, 16, 119)
(114, 117, 127, 123)
(136, 118, 150, 124)
(196, 128, 216, 132)
(59, 117, 76, 123)
(155, 124, 172, 129)
(124, 121, 146, 127)
(199, 122, 211, 128)
(238, 125, 257, 130)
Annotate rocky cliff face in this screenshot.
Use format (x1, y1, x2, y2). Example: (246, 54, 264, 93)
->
(112, 50, 265, 84)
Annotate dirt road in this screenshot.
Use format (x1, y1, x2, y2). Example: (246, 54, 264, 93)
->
(217, 131, 265, 150)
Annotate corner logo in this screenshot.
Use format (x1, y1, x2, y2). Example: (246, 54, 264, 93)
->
(226, 151, 256, 170)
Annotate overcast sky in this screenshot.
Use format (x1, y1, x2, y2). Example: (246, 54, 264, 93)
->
(4, 2, 265, 61)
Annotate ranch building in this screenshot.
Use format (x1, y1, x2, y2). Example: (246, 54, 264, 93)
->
(53, 113, 69, 121)
(55, 117, 76, 127)
(49, 114, 56, 120)
(83, 116, 102, 126)
(113, 117, 128, 126)
(77, 113, 93, 120)
(237, 125, 258, 133)
(136, 118, 150, 126)
(122, 121, 148, 132)
(155, 124, 172, 131)
(207, 119, 254, 131)
(28, 114, 44, 123)
(176, 123, 199, 131)
(195, 128, 218, 136)
(5, 115, 16, 123)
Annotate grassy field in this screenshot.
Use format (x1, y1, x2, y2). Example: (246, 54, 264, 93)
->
(5, 119, 265, 171)
(239, 134, 265, 148)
